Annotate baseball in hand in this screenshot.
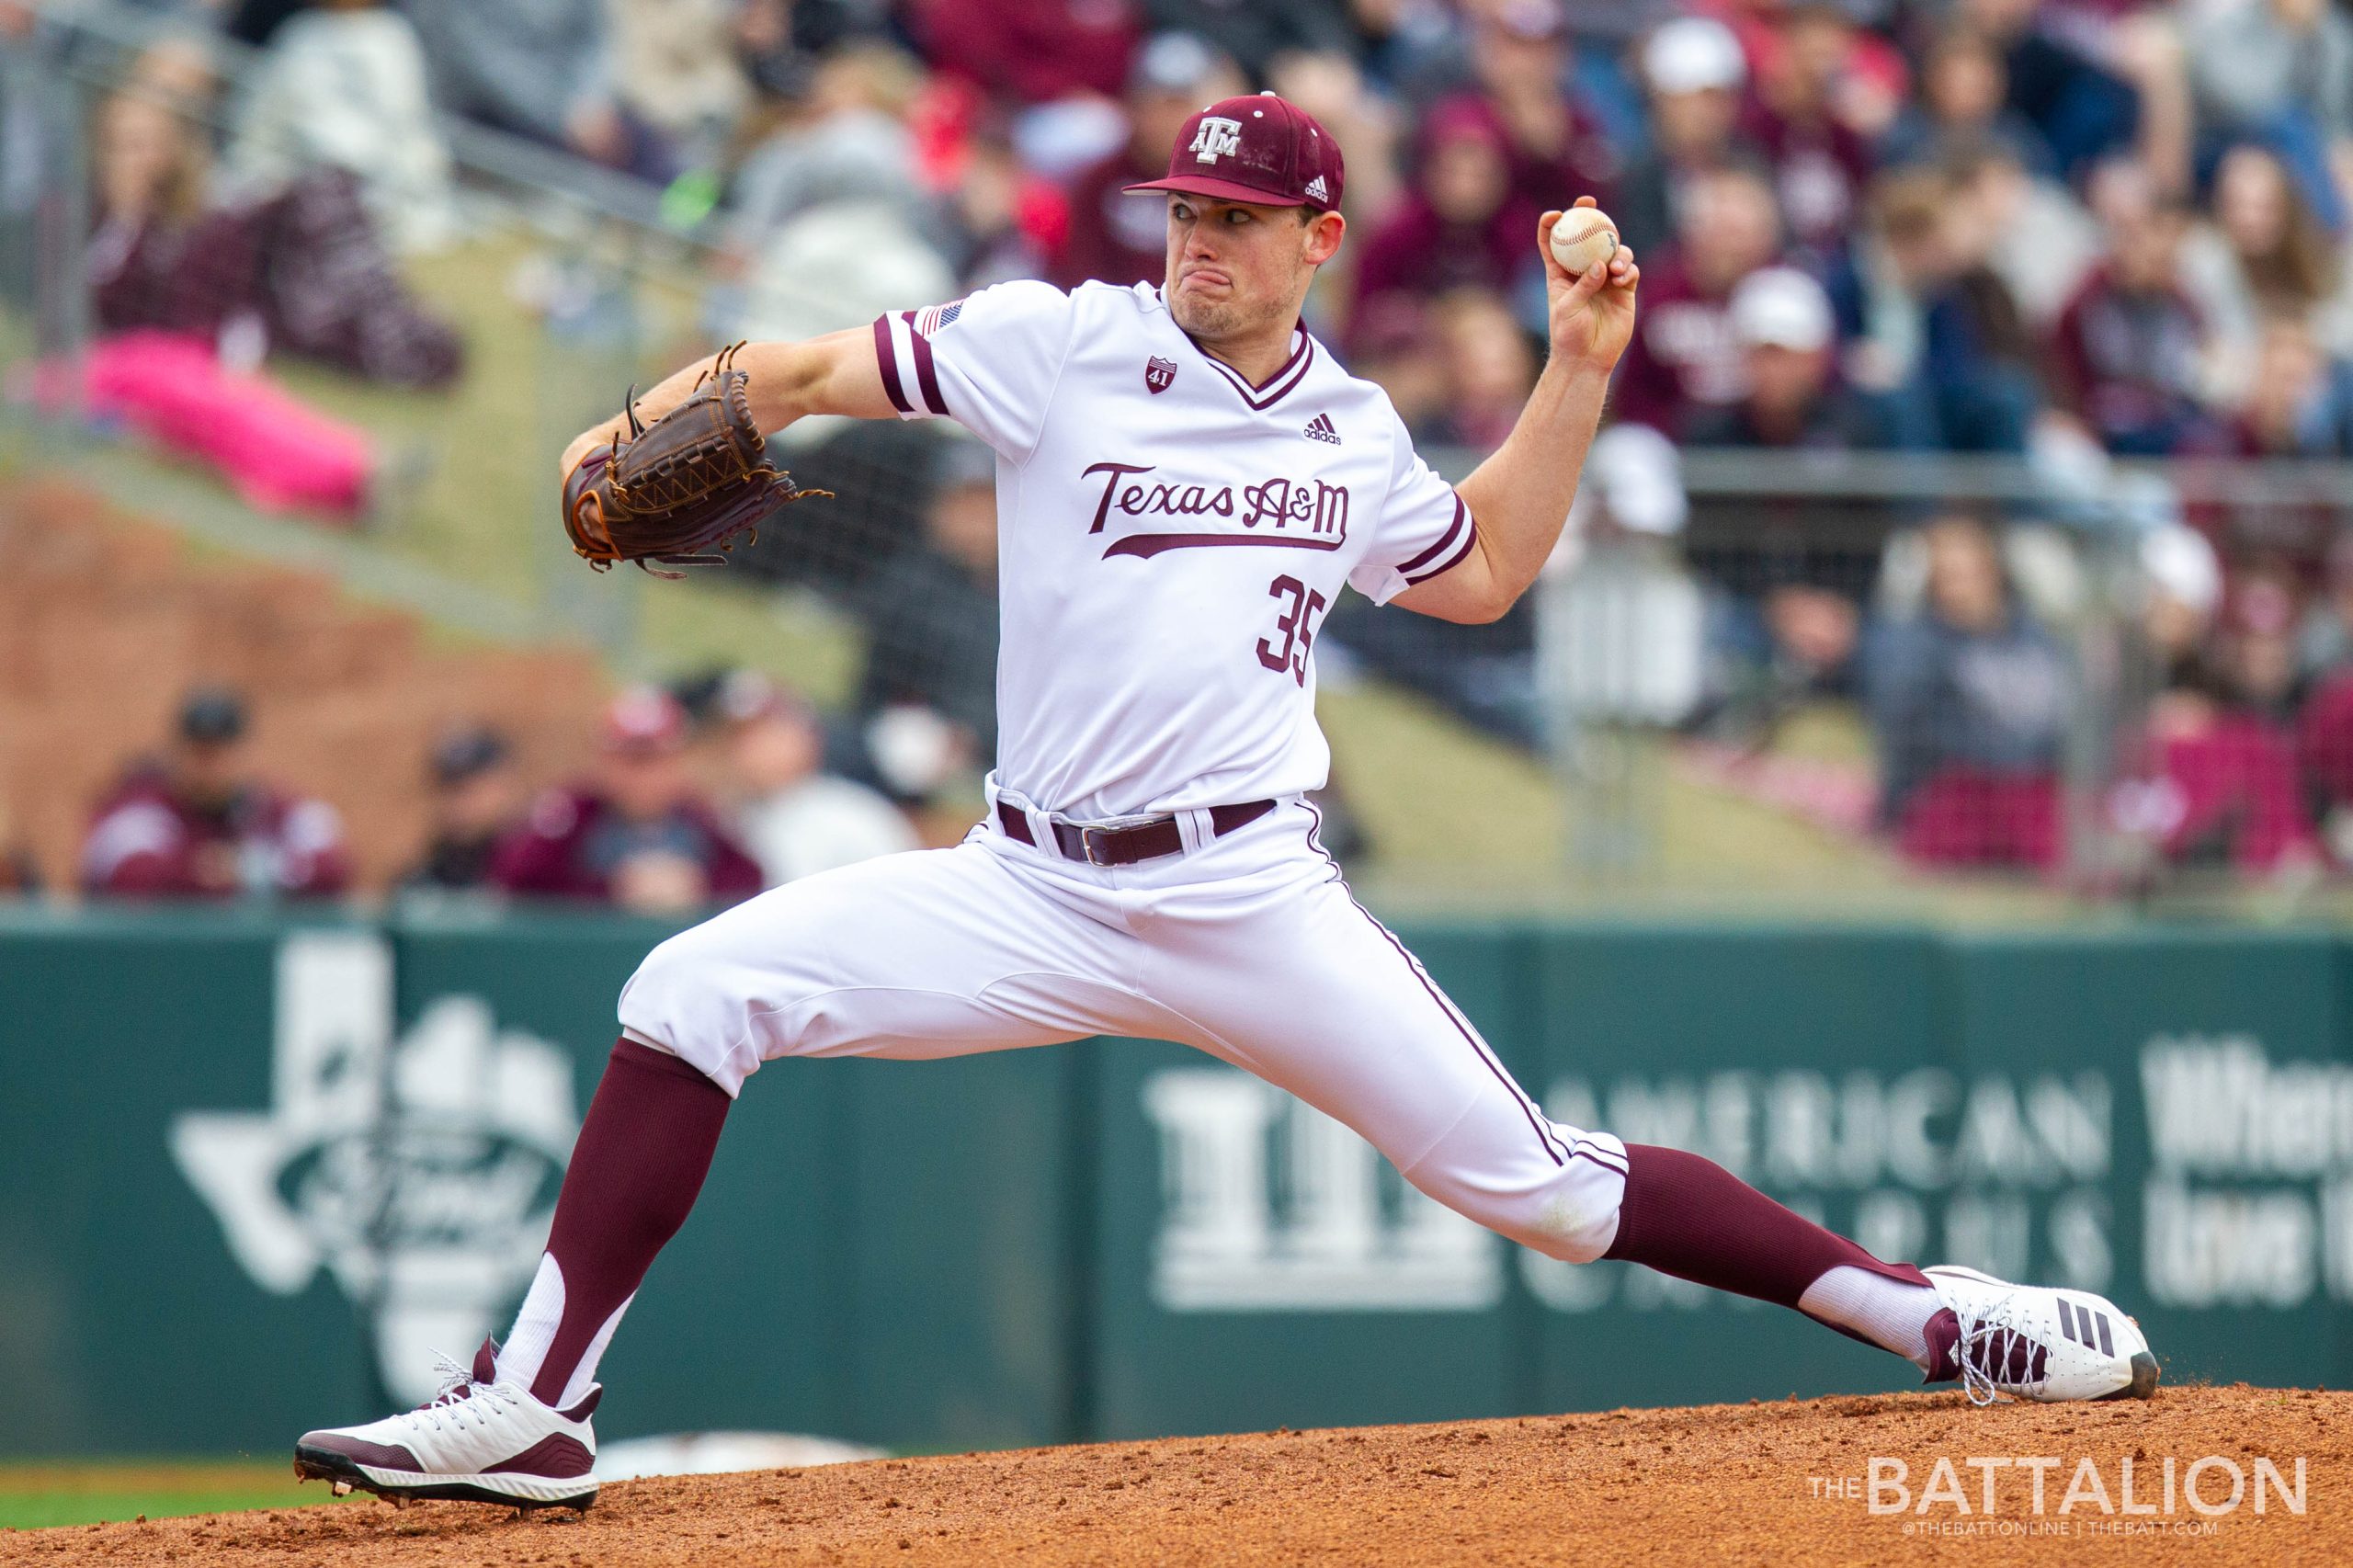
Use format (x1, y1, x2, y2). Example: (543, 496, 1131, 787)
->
(1549, 207, 1619, 275)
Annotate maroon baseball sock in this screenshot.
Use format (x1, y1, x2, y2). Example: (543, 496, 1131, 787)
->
(1602, 1142, 1942, 1364)
(493, 1038, 732, 1408)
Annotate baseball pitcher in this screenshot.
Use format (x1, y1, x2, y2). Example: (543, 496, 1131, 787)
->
(295, 95, 2156, 1511)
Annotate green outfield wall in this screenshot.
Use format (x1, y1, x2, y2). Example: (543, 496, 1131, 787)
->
(2, 909, 2347, 1456)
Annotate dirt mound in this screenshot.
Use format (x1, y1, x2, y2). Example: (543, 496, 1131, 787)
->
(10, 1384, 2343, 1566)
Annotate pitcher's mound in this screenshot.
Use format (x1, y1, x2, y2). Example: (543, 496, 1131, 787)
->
(16, 1384, 2343, 1566)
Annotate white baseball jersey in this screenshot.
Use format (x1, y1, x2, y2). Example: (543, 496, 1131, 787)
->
(615, 278, 1629, 1358)
(871, 280, 1478, 819)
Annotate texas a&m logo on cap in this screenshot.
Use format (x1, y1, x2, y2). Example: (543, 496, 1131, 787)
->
(1189, 115, 1244, 165)
(1124, 94, 1346, 212)
(1145, 356, 1178, 394)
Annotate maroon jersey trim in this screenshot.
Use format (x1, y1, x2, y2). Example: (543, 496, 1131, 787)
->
(1164, 296, 1315, 411)
(900, 311, 949, 415)
(871, 314, 912, 415)
(1198, 332, 1314, 410)
(1398, 495, 1478, 584)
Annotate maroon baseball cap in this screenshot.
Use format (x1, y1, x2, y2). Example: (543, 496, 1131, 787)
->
(1124, 92, 1345, 212)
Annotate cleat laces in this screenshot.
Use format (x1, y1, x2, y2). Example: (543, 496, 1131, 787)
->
(1949, 1289, 2049, 1406)
(408, 1350, 517, 1435)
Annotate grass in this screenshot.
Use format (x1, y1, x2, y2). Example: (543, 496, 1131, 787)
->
(0, 1461, 356, 1529)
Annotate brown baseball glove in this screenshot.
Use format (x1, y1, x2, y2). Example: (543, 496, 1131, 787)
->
(562, 345, 828, 577)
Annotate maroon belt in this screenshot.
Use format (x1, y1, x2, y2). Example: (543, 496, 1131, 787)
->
(995, 798, 1275, 867)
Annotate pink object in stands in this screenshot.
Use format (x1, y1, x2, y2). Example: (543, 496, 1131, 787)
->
(73, 332, 375, 517)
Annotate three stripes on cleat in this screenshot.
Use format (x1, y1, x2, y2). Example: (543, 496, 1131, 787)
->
(2057, 1297, 2114, 1356)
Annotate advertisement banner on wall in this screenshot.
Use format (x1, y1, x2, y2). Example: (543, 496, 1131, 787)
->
(4, 914, 2349, 1457)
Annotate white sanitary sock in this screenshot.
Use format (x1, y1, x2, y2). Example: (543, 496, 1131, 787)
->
(493, 1254, 565, 1393)
(1798, 1265, 1940, 1370)
(492, 1255, 630, 1411)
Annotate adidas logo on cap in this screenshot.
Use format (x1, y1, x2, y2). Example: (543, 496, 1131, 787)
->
(1302, 413, 1340, 444)
(1303, 175, 1328, 202)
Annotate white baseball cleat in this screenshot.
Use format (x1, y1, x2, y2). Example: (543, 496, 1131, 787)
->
(1923, 1265, 2159, 1405)
(293, 1340, 599, 1510)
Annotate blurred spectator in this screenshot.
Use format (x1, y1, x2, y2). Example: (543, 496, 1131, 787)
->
(87, 67, 256, 343)
(1842, 168, 2040, 452)
(731, 43, 927, 241)
(731, 47, 954, 342)
(402, 0, 663, 178)
(2128, 576, 2317, 872)
(1052, 32, 1244, 291)
(1612, 15, 1749, 256)
(89, 48, 462, 387)
(2181, 0, 2353, 227)
(608, 0, 753, 173)
(934, 116, 1060, 288)
(2222, 316, 2353, 457)
(1542, 421, 1706, 729)
(1331, 290, 1548, 745)
(1417, 287, 1540, 449)
(1682, 274, 1875, 748)
(2048, 159, 2215, 454)
(1142, 0, 1354, 79)
(223, 0, 460, 252)
(1868, 514, 2070, 867)
(1447, 0, 1618, 224)
(1265, 49, 1405, 230)
(2298, 531, 2353, 684)
(856, 437, 1001, 756)
(908, 0, 1139, 106)
(1879, 24, 2054, 177)
(1955, 0, 2143, 180)
(492, 687, 762, 913)
(2180, 144, 2353, 403)
(1740, 2, 1875, 262)
(81, 687, 352, 899)
(1350, 98, 1534, 351)
(717, 672, 916, 886)
(1610, 163, 1784, 435)
(731, 0, 888, 97)
(1688, 267, 1884, 449)
(1946, 142, 2105, 330)
(402, 725, 519, 892)
(2141, 518, 2226, 679)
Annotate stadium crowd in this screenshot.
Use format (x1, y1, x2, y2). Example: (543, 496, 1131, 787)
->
(12, 0, 2353, 890)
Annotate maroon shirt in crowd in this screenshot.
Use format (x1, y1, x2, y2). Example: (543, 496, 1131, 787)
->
(910, 0, 1138, 105)
(491, 787, 763, 906)
(2136, 713, 2314, 871)
(1608, 256, 1749, 435)
(1051, 145, 1170, 290)
(2047, 264, 2210, 454)
(1741, 103, 1872, 256)
(80, 767, 350, 899)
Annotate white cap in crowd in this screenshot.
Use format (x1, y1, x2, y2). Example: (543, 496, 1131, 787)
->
(1729, 267, 1836, 353)
(1584, 423, 1688, 537)
(2140, 521, 2222, 617)
(1643, 17, 1745, 97)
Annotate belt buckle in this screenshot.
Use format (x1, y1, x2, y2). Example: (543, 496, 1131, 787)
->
(1079, 824, 1116, 867)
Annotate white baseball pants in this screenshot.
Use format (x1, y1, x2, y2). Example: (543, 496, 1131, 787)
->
(619, 791, 1629, 1263)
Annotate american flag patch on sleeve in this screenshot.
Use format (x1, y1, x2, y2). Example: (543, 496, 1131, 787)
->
(915, 300, 963, 337)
